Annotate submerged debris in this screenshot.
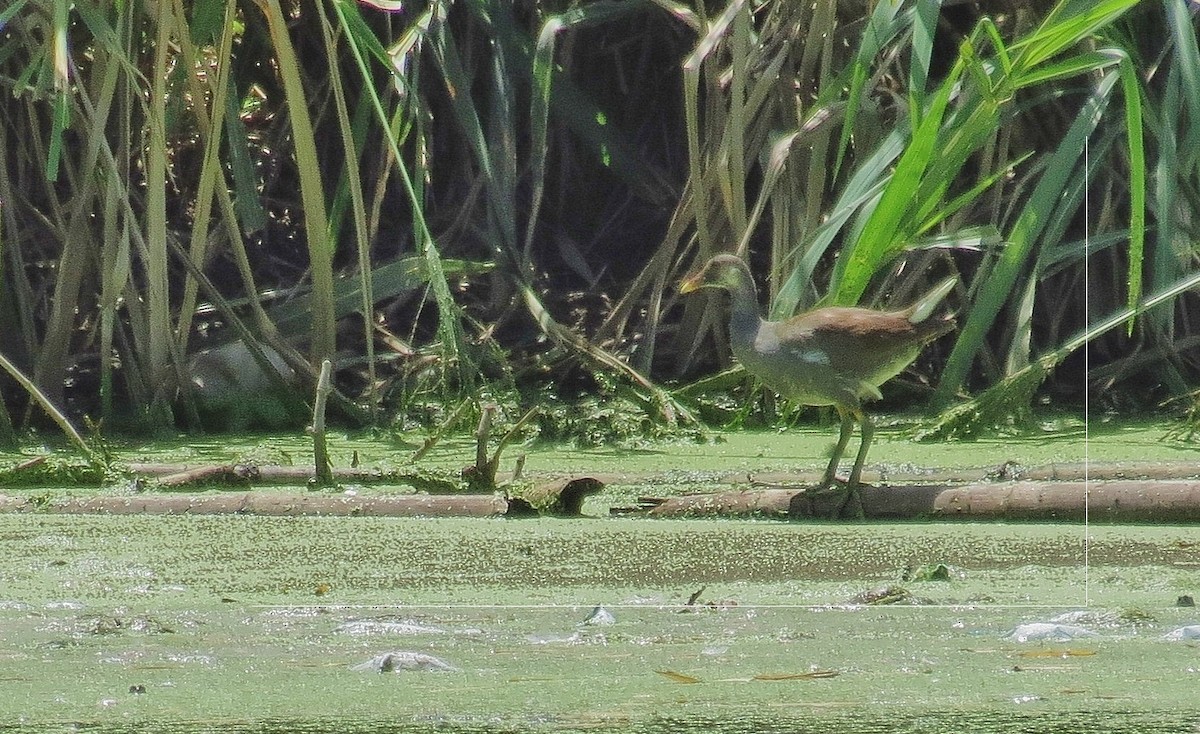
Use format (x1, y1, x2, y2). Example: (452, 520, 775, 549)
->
(985, 460, 1026, 480)
(678, 586, 739, 612)
(579, 606, 615, 626)
(352, 651, 458, 673)
(753, 670, 839, 681)
(524, 630, 609, 645)
(79, 614, 175, 635)
(849, 586, 923, 605)
(1049, 608, 1156, 628)
(1163, 625, 1200, 640)
(336, 619, 446, 636)
(1006, 623, 1099, 643)
(1014, 648, 1096, 659)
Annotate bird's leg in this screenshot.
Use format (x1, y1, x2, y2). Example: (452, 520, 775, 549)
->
(847, 409, 872, 487)
(835, 409, 872, 519)
(820, 408, 855, 490)
(804, 407, 862, 519)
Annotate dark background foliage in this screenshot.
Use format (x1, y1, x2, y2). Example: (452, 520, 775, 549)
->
(0, 0, 1196, 444)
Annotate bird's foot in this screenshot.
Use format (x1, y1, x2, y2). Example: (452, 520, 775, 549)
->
(835, 482, 865, 520)
(797, 479, 865, 520)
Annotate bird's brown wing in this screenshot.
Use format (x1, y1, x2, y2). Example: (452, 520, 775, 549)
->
(778, 307, 934, 384)
(781, 307, 920, 351)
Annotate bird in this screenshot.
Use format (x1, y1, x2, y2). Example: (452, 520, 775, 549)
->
(680, 254, 956, 514)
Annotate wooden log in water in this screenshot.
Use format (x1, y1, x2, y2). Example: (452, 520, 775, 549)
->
(647, 480, 1200, 522)
(0, 476, 601, 518)
(0, 492, 508, 517)
(931, 480, 1200, 522)
(7, 479, 1200, 521)
(646, 489, 801, 518)
(131, 463, 403, 485)
(507, 477, 605, 517)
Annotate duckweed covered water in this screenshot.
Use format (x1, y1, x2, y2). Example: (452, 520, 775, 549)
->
(2, 515, 1200, 732)
(116, 419, 1185, 475)
(3, 421, 1199, 730)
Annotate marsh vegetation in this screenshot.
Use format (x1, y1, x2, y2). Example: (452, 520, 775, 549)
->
(4, 3, 1200, 728)
(0, 0, 1197, 449)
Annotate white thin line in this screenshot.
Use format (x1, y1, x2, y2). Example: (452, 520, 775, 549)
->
(249, 603, 1099, 611)
(1083, 133, 1091, 608)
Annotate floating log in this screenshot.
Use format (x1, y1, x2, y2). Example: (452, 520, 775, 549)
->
(132, 463, 397, 485)
(507, 477, 605, 517)
(128, 463, 464, 493)
(647, 489, 800, 518)
(0, 477, 606, 518)
(0, 492, 508, 517)
(157, 464, 248, 487)
(647, 480, 1200, 522)
(933, 480, 1200, 522)
(7, 479, 1200, 521)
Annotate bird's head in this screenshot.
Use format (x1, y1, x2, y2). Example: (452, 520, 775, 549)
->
(679, 254, 751, 295)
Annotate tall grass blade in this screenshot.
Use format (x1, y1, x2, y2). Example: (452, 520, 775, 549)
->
(909, 0, 941, 103)
(145, 4, 172, 405)
(174, 0, 239, 357)
(46, 0, 70, 181)
(1009, 0, 1137, 71)
(933, 68, 1120, 406)
(255, 0, 337, 368)
(316, 0, 378, 415)
(773, 130, 905, 319)
(834, 0, 910, 180)
(334, 0, 467, 385)
(0, 350, 92, 458)
(830, 61, 960, 305)
(1118, 53, 1145, 331)
(683, 0, 744, 257)
(924, 267, 1200, 440)
(527, 2, 650, 263)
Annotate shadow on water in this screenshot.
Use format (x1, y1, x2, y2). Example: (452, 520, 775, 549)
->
(5, 711, 1199, 734)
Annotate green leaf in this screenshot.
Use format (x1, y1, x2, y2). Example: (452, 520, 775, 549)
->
(830, 58, 961, 305)
(1118, 53, 1145, 332)
(1009, 0, 1137, 74)
(933, 68, 1121, 406)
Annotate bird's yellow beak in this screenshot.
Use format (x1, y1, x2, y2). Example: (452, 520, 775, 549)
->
(679, 272, 704, 295)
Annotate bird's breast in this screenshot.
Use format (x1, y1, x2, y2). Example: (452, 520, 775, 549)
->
(731, 324, 841, 407)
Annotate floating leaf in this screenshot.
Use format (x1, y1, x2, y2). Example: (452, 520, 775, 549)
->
(656, 670, 701, 684)
(753, 670, 839, 681)
(903, 563, 961, 582)
(1017, 648, 1096, 658)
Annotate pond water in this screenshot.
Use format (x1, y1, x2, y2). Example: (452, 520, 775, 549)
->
(2, 515, 1199, 732)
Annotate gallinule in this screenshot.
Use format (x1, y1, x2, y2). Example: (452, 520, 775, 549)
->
(680, 254, 956, 510)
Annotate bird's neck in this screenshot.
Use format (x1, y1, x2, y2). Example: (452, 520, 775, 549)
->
(726, 280, 763, 349)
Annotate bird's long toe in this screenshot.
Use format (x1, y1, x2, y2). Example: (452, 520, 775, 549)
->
(834, 483, 866, 520)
